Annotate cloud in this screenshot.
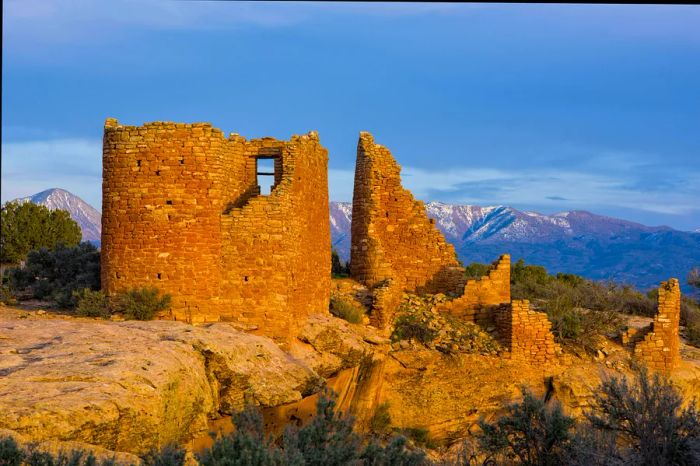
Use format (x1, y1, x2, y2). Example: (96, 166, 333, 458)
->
(1, 138, 102, 208)
(329, 164, 700, 219)
(3, 137, 698, 229)
(3, 0, 468, 52)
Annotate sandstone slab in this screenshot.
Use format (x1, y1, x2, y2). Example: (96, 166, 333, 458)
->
(0, 317, 322, 454)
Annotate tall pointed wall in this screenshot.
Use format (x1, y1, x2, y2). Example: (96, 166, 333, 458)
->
(349, 132, 463, 294)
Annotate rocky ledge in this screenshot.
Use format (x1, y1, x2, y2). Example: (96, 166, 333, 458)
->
(0, 311, 375, 456)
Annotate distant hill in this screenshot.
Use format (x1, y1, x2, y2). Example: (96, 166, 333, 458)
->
(12, 190, 698, 291)
(331, 201, 700, 292)
(14, 188, 101, 244)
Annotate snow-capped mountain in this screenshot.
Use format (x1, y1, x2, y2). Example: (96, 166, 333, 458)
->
(13, 188, 101, 243)
(330, 201, 700, 291)
(330, 201, 353, 259)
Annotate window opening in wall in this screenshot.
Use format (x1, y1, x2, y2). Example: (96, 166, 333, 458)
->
(137, 160, 141, 167)
(166, 200, 173, 205)
(256, 158, 276, 195)
(157, 273, 162, 279)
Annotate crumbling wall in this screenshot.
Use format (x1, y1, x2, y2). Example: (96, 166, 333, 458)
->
(495, 300, 560, 364)
(349, 132, 462, 294)
(370, 279, 404, 332)
(102, 119, 330, 342)
(633, 279, 681, 374)
(219, 133, 331, 341)
(437, 255, 511, 323)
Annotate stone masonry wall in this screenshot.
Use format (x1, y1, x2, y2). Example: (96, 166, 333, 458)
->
(350, 132, 463, 295)
(102, 119, 226, 319)
(437, 254, 511, 323)
(633, 279, 681, 374)
(102, 119, 330, 342)
(219, 133, 331, 341)
(494, 299, 561, 364)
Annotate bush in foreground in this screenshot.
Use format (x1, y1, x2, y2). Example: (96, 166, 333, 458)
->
(114, 287, 172, 321)
(198, 391, 425, 466)
(586, 367, 700, 465)
(74, 289, 111, 318)
(476, 387, 574, 465)
(474, 369, 700, 466)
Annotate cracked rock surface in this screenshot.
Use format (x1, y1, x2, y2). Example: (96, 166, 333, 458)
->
(0, 316, 323, 454)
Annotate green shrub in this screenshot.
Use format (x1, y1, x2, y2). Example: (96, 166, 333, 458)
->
(370, 402, 392, 435)
(1, 201, 81, 266)
(360, 436, 425, 466)
(114, 287, 171, 321)
(198, 391, 425, 466)
(0, 284, 17, 305)
(585, 367, 700, 465)
(330, 296, 365, 324)
(74, 289, 111, 318)
(0, 436, 23, 466)
(141, 443, 186, 466)
(197, 404, 282, 466)
(399, 427, 438, 450)
(4, 242, 100, 308)
(463, 262, 491, 280)
(331, 249, 349, 277)
(477, 387, 575, 465)
(391, 313, 437, 345)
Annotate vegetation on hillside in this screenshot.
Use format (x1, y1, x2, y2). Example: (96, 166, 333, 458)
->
(4, 242, 100, 308)
(0, 202, 81, 266)
(460, 259, 700, 350)
(468, 368, 700, 465)
(332, 248, 350, 278)
(2, 372, 698, 465)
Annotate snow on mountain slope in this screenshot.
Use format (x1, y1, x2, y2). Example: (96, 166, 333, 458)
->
(329, 201, 699, 291)
(14, 188, 101, 243)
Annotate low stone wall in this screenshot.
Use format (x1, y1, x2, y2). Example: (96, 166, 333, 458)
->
(437, 255, 511, 323)
(633, 279, 681, 374)
(495, 300, 561, 364)
(369, 280, 404, 333)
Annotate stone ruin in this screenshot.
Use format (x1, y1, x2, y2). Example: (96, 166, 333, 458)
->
(436, 254, 511, 324)
(348, 133, 561, 363)
(350, 132, 465, 295)
(623, 278, 681, 374)
(101, 120, 681, 371)
(101, 119, 330, 343)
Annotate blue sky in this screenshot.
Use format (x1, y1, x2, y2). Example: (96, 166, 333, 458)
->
(3, 1, 699, 230)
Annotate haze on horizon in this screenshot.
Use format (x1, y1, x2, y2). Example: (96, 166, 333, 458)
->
(2, 1, 699, 231)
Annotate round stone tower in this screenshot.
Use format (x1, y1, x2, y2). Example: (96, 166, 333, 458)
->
(101, 118, 225, 321)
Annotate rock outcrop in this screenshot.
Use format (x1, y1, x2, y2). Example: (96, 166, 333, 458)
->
(0, 315, 326, 454)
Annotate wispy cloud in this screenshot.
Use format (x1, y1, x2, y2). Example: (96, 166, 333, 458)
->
(3, 137, 699, 229)
(1, 138, 102, 208)
(329, 163, 700, 219)
(3, 0, 467, 53)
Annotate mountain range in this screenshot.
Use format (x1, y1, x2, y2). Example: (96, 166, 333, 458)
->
(331, 201, 700, 292)
(13, 188, 102, 244)
(10, 189, 699, 291)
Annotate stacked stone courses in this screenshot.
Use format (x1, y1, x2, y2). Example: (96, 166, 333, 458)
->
(633, 279, 681, 374)
(350, 132, 463, 295)
(437, 254, 511, 323)
(102, 119, 330, 342)
(495, 300, 561, 364)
